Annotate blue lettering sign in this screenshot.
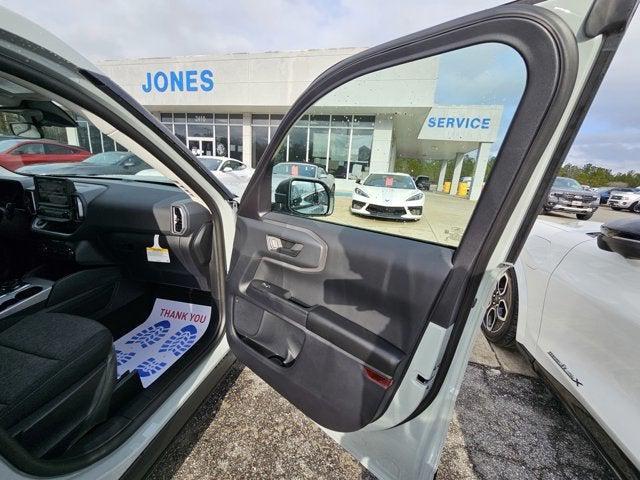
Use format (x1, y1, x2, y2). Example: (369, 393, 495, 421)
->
(142, 72, 152, 93)
(200, 69, 214, 91)
(141, 68, 215, 93)
(426, 116, 491, 130)
(154, 72, 168, 92)
(170, 71, 184, 92)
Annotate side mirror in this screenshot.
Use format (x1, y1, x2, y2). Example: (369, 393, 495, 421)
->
(223, 166, 233, 172)
(10, 122, 41, 138)
(597, 219, 640, 259)
(123, 160, 136, 168)
(274, 178, 334, 216)
(355, 178, 361, 184)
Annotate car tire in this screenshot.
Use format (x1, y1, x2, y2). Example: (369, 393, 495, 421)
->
(631, 202, 640, 214)
(481, 268, 518, 348)
(576, 212, 594, 220)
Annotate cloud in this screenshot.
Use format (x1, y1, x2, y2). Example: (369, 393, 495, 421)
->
(0, 0, 637, 172)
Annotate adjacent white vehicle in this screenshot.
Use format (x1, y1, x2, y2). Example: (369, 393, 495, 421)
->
(608, 187, 640, 213)
(137, 156, 254, 198)
(482, 218, 640, 477)
(0, 2, 635, 480)
(351, 173, 425, 220)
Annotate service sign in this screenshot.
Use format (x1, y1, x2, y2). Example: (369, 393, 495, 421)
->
(418, 105, 503, 143)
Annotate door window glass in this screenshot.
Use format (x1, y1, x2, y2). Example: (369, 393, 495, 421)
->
(268, 43, 527, 247)
(13, 143, 44, 154)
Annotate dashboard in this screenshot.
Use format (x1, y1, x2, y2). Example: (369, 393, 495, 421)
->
(0, 173, 214, 291)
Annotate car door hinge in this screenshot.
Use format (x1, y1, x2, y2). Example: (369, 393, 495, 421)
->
(228, 199, 239, 213)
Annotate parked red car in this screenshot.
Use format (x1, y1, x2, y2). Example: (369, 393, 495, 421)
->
(0, 137, 90, 171)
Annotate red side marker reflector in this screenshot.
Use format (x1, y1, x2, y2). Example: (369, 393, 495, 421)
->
(363, 367, 393, 389)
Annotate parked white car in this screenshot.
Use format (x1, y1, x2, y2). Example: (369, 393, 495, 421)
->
(608, 187, 640, 213)
(351, 173, 425, 220)
(482, 218, 640, 476)
(137, 156, 254, 198)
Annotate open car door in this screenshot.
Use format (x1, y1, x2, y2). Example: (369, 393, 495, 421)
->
(225, 1, 636, 478)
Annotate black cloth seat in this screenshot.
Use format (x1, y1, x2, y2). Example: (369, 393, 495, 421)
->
(0, 312, 115, 457)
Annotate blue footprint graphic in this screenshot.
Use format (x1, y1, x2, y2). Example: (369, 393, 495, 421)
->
(125, 320, 171, 348)
(158, 325, 198, 357)
(116, 349, 136, 367)
(135, 357, 168, 378)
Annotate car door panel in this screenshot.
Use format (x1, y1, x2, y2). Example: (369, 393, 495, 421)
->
(228, 212, 453, 431)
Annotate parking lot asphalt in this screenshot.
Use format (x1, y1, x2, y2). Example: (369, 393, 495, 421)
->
(325, 191, 635, 246)
(145, 333, 615, 480)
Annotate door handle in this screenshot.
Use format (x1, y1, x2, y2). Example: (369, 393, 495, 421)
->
(266, 235, 304, 257)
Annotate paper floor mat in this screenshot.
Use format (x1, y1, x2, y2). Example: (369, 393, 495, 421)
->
(114, 298, 211, 387)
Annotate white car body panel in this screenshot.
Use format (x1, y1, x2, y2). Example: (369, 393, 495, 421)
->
(515, 220, 640, 470)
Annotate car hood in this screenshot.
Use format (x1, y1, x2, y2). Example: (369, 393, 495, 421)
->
(550, 188, 598, 198)
(17, 163, 104, 175)
(357, 185, 421, 203)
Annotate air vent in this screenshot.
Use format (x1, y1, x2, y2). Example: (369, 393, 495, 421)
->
(171, 205, 187, 235)
(25, 190, 37, 215)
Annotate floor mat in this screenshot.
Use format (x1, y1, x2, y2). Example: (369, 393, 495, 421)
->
(114, 298, 212, 387)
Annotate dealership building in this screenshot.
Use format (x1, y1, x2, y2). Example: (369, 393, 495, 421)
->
(97, 48, 502, 200)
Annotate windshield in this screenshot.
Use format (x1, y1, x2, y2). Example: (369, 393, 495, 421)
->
(273, 163, 317, 178)
(0, 139, 22, 152)
(552, 177, 583, 190)
(364, 174, 416, 189)
(83, 152, 133, 165)
(198, 158, 223, 171)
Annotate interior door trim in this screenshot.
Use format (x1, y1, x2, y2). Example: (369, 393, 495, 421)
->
(262, 217, 328, 272)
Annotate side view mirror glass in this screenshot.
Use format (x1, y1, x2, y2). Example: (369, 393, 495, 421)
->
(597, 219, 640, 260)
(10, 122, 41, 138)
(274, 178, 334, 216)
(123, 160, 136, 168)
(223, 166, 233, 172)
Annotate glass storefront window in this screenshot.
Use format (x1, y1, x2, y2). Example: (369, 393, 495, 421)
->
(102, 135, 116, 152)
(214, 114, 228, 124)
(229, 125, 243, 161)
(229, 114, 243, 125)
(309, 128, 328, 165)
(288, 126, 308, 162)
(174, 113, 186, 122)
(353, 115, 375, 128)
(251, 114, 269, 126)
(310, 115, 330, 127)
(328, 128, 350, 178)
(188, 124, 213, 138)
(89, 125, 103, 153)
(160, 113, 172, 122)
(331, 115, 351, 127)
(215, 133, 229, 156)
(349, 129, 373, 179)
(174, 124, 186, 144)
(252, 126, 269, 167)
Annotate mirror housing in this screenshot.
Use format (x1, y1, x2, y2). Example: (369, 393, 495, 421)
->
(597, 218, 640, 260)
(222, 166, 233, 173)
(10, 122, 41, 138)
(274, 178, 334, 216)
(355, 178, 361, 184)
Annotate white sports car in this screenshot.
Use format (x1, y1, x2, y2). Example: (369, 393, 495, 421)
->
(482, 218, 640, 477)
(351, 173, 425, 220)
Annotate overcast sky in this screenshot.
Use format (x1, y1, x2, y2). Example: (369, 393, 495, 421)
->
(0, 0, 637, 173)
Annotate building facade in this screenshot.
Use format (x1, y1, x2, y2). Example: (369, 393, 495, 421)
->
(97, 48, 502, 199)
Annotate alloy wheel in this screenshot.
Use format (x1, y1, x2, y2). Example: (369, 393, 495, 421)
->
(483, 272, 512, 332)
